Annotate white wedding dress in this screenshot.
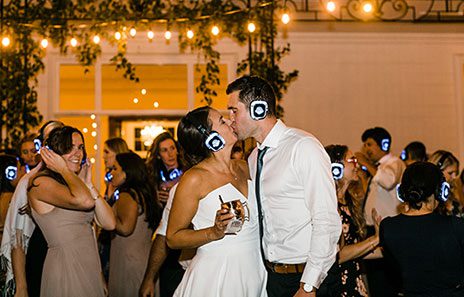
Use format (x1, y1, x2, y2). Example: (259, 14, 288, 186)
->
(173, 181, 267, 297)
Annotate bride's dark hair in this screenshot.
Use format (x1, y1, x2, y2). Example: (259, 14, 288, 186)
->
(177, 106, 212, 166)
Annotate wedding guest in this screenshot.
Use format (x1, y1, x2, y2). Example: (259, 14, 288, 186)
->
(0, 120, 63, 297)
(400, 141, 427, 166)
(108, 152, 161, 297)
(380, 161, 464, 297)
(18, 135, 40, 173)
(28, 126, 115, 296)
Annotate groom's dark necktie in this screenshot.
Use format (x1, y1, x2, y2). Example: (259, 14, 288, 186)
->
(255, 146, 269, 260)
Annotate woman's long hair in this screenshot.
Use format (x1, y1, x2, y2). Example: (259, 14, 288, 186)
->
(105, 138, 129, 156)
(325, 144, 367, 239)
(116, 152, 161, 230)
(0, 154, 18, 195)
(145, 131, 185, 187)
(177, 106, 213, 166)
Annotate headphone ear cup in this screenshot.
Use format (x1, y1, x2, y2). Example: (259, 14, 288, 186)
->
(396, 184, 405, 203)
(205, 131, 225, 152)
(381, 139, 390, 152)
(331, 163, 344, 180)
(5, 166, 18, 181)
(400, 150, 407, 161)
(436, 181, 450, 202)
(250, 100, 268, 121)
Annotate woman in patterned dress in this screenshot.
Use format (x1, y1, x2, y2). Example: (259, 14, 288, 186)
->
(325, 145, 382, 297)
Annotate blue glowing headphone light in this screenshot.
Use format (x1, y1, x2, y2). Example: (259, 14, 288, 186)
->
(396, 184, 404, 203)
(440, 182, 450, 202)
(381, 139, 390, 152)
(331, 163, 344, 180)
(400, 150, 407, 161)
(5, 166, 18, 181)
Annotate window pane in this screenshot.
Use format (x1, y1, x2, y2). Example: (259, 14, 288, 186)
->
(59, 65, 95, 110)
(102, 64, 188, 110)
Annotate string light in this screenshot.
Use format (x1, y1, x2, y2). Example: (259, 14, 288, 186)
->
(92, 122, 97, 128)
(93, 35, 100, 44)
(133, 97, 139, 104)
(186, 29, 194, 39)
(141, 89, 147, 95)
(40, 38, 48, 48)
(153, 101, 159, 108)
(281, 13, 290, 24)
(90, 114, 96, 120)
(90, 158, 96, 164)
(93, 144, 98, 150)
(362, 2, 373, 13)
(70, 38, 78, 47)
(164, 30, 172, 40)
(83, 128, 88, 133)
(147, 30, 154, 40)
(326, 1, 336, 12)
(2, 36, 11, 47)
(247, 22, 256, 33)
(129, 27, 136, 37)
(114, 31, 122, 40)
(91, 131, 97, 137)
(211, 25, 220, 36)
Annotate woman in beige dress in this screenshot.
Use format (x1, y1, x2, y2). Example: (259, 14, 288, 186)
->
(108, 152, 161, 297)
(27, 126, 116, 297)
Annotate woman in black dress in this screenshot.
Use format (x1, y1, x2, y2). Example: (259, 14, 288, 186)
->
(380, 162, 464, 297)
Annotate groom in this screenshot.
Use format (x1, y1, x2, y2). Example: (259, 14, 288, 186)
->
(226, 76, 341, 297)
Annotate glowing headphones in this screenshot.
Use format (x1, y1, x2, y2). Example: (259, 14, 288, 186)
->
(33, 138, 42, 152)
(396, 180, 450, 203)
(5, 165, 18, 181)
(381, 138, 390, 152)
(104, 170, 113, 183)
(400, 150, 407, 161)
(331, 163, 344, 180)
(249, 100, 268, 121)
(186, 116, 225, 152)
(160, 168, 183, 182)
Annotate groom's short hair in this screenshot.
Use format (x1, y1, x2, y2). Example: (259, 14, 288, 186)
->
(226, 75, 277, 117)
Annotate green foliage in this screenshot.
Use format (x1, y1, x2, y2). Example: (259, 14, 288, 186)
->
(1, 0, 298, 149)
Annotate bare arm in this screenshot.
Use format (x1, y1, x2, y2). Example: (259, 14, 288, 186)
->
(11, 244, 28, 297)
(166, 170, 233, 250)
(339, 235, 379, 264)
(139, 235, 168, 297)
(113, 192, 138, 236)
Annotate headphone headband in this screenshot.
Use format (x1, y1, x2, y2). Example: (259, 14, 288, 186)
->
(436, 152, 452, 169)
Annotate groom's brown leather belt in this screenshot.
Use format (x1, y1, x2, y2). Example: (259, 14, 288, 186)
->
(265, 260, 306, 274)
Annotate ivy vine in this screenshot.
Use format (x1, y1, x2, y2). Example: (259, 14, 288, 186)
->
(0, 0, 298, 149)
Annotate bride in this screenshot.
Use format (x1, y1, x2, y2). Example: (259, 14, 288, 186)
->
(166, 106, 267, 297)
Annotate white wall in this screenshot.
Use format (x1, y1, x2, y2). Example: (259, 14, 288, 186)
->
(278, 31, 464, 161)
(37, 25, 464, 162)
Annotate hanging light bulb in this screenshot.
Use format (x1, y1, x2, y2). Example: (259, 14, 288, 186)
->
(164, 30, 172, 40)
(129, 27, 137, 37)
(211, 25, 220, 36)
(281, 13, 290, 24)
(114, 31, 122, 40)
(40, 38, 48, 48)
(133, 97, 139, 104)
(147, 30, 154, 40)
(247, 22, 256, 33)
(153, 101, 159, 108)
(90, 114, 96, 120)
(362, 2, 373, 13)
(326, 1, 336, 12)
(186, 29, 194, 39)
(70, 38, 78, 47)
(93, 35, 100, 44)
(141, 89, 147, 95)
(2, 36, 11, 47)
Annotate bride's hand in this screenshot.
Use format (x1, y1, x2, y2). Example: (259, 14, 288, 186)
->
(40, 147, 68, 174)
(210, 208, 234, 240)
